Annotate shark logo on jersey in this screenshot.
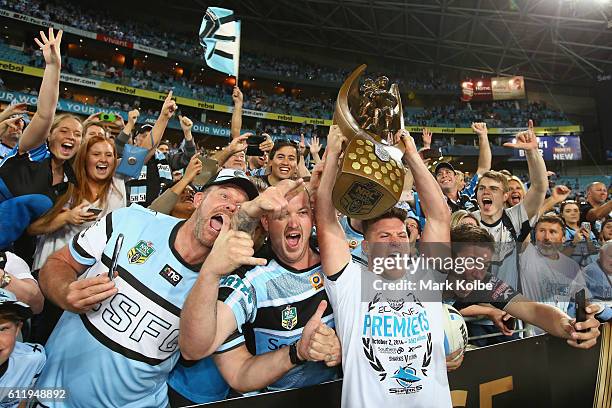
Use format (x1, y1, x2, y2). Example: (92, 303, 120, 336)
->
(392, 365, 421, 388)
(281, 305, 297, 330)
(128, 240, 155, 264)
(309, 273, 323, 290)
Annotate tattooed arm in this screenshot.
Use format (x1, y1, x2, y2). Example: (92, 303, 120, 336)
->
(231, 178, 305, 238)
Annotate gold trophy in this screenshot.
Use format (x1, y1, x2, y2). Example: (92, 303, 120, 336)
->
(332, 64, 406, 220)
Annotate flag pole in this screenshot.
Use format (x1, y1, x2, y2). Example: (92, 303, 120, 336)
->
(234, 19, 241, 87)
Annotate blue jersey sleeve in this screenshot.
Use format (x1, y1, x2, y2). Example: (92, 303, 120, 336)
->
(218, 273, 257, 332)
(462, 173, 479, 197)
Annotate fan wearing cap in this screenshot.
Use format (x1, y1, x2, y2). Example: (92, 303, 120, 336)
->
(36, 168, 313, 407)
(412, 123, 490, 227)
(0, 288, 46, 408)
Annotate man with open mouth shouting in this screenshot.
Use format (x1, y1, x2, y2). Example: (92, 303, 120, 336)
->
(172, 175, 341, 407)
(36, 168, 296, 407)
(470, 120, 548, 297)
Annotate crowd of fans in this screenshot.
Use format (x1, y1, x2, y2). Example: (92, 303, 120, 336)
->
(0, 27, 609, 408)
(411, 100, 571, 128)
(3, 0, 459, 92)
(8, 43, 573, 127)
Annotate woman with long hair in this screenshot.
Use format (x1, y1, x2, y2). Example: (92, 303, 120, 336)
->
(29, 135, 126, 270)
(28, 135, 125, 343)
(560, 200, 598, 267)
(0, 28, 78, 250)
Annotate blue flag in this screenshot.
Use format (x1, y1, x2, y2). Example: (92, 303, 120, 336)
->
(199, 7, 241, 77)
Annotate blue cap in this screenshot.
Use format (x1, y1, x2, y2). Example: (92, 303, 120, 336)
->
(0, 288, 32, 319)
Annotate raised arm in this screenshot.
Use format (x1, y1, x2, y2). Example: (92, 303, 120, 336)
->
(19, 28, 62, 154)
(178, 218, 266, 360)
(297, 134, 311, 178)
(397, 130, 450, 243)
(539, 185, 571, 217)
(309, 135, 322, 165)
(315, 125, 351, 277)
(504, 120, 547, 220)
(180, 181, 304, 360)
(472, 122, 492, 176)
(213, 134, 248, 168)
(166, 115, 196, 170)
(231, 87, 243, 140)
(142, 91, 176, 163)
(114, 109, 139, 158)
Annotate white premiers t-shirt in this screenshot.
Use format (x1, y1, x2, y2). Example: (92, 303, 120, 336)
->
(325, 259, 451, 408)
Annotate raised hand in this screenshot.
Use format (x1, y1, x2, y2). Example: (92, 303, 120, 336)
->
(326, 125, 346, 156)
(309, 135, 321, 155)
(422, 127, 432, 148)
(0, 102, 27, 122)
(160, 91, 177, 120)
(551, 185, 571, 202)
(232, 86, 243, 106)
(299, 133, 306, 151)
(394, 129, 417, 156)
(259, 133, 274, 153)
(240, 178, 305, 220)
(34, 27, 63, 67)
(228, 134, 249, 154)
(127, 109, 140, 127)
(471, 122, 488, 138)
(296, 300, 341, 366)
(183, 154, 203, 182)
(179, 115, 193, 133)
(503, 120, 538, 151)
(201, 214, 266, 277)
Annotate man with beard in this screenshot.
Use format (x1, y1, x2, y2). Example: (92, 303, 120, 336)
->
(172, 185, 341, 406)
(447, 223, 602, 346)
(580, 181, 612, 234)
(518, 216, 583, 329)
(315, 125, 455, 408)
(36, 168, 321, 407)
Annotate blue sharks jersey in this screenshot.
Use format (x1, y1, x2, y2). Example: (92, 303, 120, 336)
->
(0, 342, 46, 408)
(339, 216, 369, 262)
(218, 258, 338, 390)
(36, 205, 222, 408)
(166, 330, 244, 404)
(0, 143, 74, 249)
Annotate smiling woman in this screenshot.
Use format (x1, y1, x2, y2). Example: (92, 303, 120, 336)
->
(29, 135, 127, 271)
(27, 135, 127, 342)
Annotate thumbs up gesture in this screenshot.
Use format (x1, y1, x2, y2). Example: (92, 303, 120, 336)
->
(296, 300, 342, 367)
